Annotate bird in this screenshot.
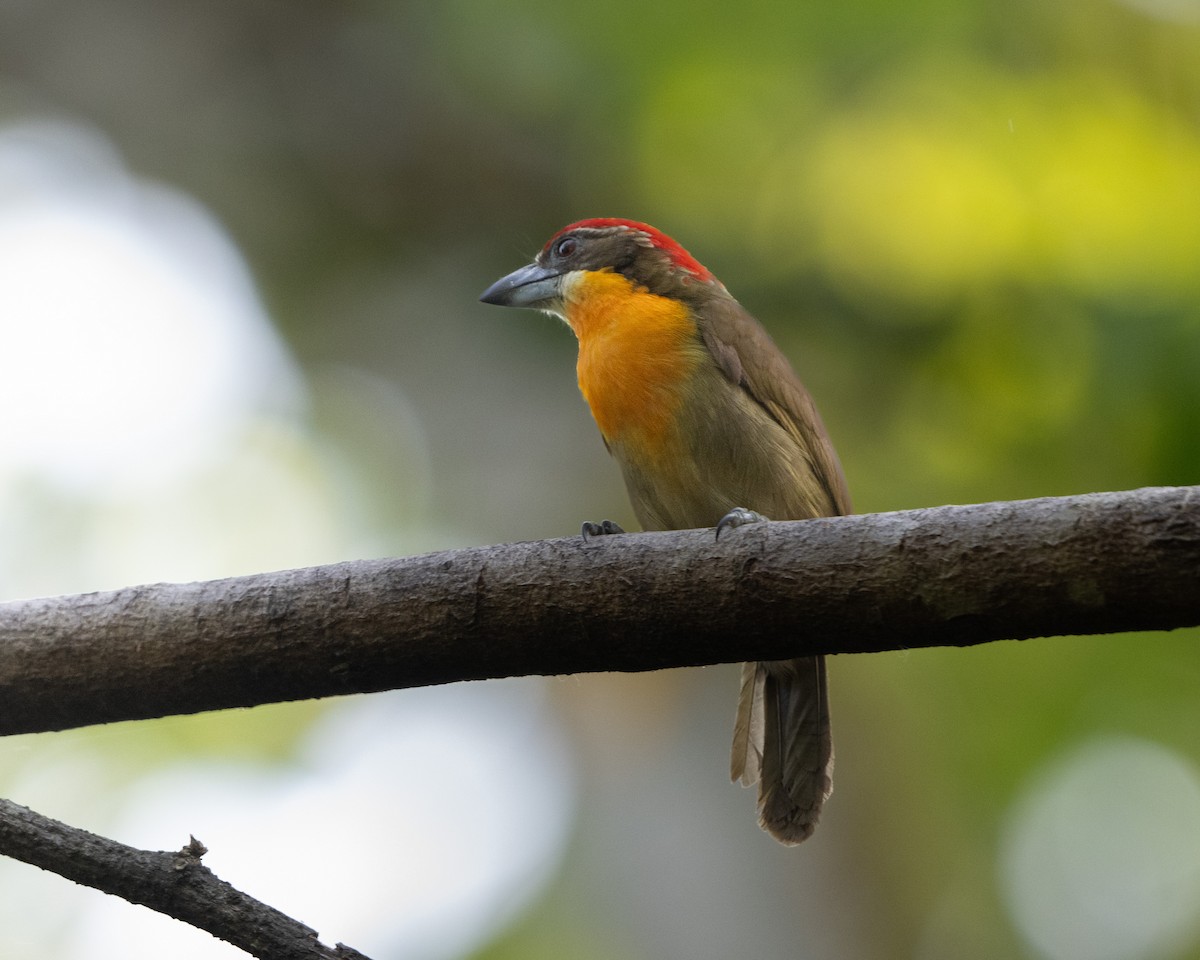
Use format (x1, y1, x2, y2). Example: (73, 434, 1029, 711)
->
(480, 218, 851, 844)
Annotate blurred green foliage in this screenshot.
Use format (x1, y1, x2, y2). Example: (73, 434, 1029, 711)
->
(1, 0, 1198, 958)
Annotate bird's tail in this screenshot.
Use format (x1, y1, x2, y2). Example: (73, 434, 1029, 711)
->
(730, 656, 833, 844)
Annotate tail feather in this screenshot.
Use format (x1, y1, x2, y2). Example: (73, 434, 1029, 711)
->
(731, 656, 833, 845)
(730, 661, 765, 785)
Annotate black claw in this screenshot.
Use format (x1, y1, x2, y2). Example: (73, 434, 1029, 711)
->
(581, 519, 625, 541)
(715, 507, 768, 541)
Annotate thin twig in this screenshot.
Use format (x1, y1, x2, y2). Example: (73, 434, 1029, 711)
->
(0, 798, 371, 960)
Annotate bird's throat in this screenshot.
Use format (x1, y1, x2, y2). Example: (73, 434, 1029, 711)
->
(561, 270, 703, 455)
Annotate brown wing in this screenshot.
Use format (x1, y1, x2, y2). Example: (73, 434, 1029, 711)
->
(699, 294, 852, 518)
(703, 292, 845, 844)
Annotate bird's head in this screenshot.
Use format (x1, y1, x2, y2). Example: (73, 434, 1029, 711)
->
(479, 218, 723, 320)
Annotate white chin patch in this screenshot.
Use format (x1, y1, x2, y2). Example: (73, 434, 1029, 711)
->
(545, 270, 584, 322)
(558, 269, 584, 299)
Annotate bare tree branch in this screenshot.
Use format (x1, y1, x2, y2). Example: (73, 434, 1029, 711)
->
(0, 485, 1197, 957)
(0, 798, 371, 960)
(0, 485, 1196, 738)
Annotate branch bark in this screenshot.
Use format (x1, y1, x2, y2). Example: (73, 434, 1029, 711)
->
(0, 485, 1196, 737)
(0, 798, 370, 960)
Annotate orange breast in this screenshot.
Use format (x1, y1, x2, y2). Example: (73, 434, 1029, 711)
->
(561, 270, 703, 462)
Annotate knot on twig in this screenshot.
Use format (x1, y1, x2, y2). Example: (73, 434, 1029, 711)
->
(333, 943, 375, 960)
(173, 835, 208, 870)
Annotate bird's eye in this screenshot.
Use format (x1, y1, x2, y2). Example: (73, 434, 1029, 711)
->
(554, 237, 578, 258)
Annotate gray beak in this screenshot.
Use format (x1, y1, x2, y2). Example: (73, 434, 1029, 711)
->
(479, 261, 564, 309)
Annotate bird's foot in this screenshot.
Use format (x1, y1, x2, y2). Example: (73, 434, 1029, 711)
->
(715, 507, 768, 541)
(581, 519, 625, 541)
